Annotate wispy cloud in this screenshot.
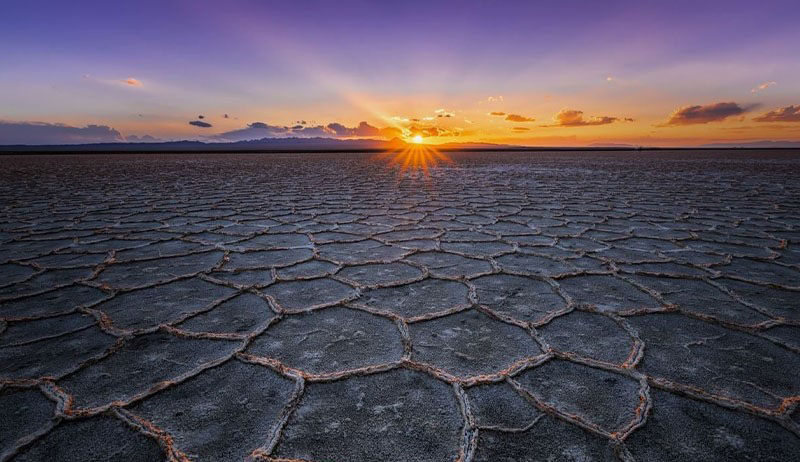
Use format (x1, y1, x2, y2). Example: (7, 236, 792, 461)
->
(505, 114, 535, 122)
(434, 109, 455, 118)
(189, 120, 212, 128)
(0, 121, 123, 144)
(478, 96, 504, 105)
(751, 81, 776, 93)
(123, 77, 143, 87)
(753, 105, 800, 122)
(489, 112, 506, 116)
(512, 127, 530, 132)
(664, 102, 756, 125)
(543, 109, 630, 127)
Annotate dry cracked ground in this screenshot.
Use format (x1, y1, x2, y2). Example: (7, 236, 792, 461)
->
(1, 150, 799, 462)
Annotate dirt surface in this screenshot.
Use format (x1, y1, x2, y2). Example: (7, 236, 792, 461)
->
(1, 150, 799, 461)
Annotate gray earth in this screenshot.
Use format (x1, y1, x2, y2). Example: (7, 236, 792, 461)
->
(1, 150, 799, 461)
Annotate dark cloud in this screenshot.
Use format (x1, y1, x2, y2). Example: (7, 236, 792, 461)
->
(189, 120, 212, 128)
(512, 127, 530, 132)
(293, 125, 331, 137)
(326, 121, 383, 137)
(214, 122, 293, 141)
(214, 120, 400, 142)
(505, 114, 535, 122)
(665, 102, 754, 125)
(543, 109, 626, 127)
(198, 115, 205, 119)
(0, 121, 123, 145)
(223, 114, 229, 119)
(489, 112, 506, 116)
(753, 105, 800, 122)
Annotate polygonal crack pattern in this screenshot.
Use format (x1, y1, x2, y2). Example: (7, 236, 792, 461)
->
(1, 151, 800, 460)
(410, 309, 541, 380)
(273, 368, 462, 462)
(127, 360, 295, 461)
(246, 306, 403, 375)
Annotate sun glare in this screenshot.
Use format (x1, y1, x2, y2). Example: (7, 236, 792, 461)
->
(412, 135, 424, 144)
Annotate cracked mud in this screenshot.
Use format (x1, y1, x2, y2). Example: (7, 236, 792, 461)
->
(1, 150, 799, 461)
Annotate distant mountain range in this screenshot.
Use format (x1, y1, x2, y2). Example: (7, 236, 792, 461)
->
(0, 137, 798, 153)
(700, 140, 800, 148)
(0, 137, 406, 152)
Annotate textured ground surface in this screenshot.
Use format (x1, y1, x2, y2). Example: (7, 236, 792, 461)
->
(1, 150, 799, 461)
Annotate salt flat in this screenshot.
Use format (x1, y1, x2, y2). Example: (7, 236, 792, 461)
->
(1, 150, 799, 461)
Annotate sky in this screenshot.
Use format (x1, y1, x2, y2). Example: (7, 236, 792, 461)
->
(1, 0, 799, 146)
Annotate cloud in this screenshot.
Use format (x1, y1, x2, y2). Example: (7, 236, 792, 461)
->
(126, 134, 160, 142)
(489, 112, 506, 116)
(435, 109, 455, 118)
(543, 109, 627, 127)
(505, 114, 535, 122)
(753, 105, 800, 122)
(198, 115, 205, 119)
(189, 120, 212, 128)
(751, 81, 776, 93)
(664, 102, 755, 125)
(512, 127, 530, 132)
(479, 95, 504, 105)
(0, 121, 124, 145)
(408, 125, 461, 138)
(326, 121, 383, 137)
(380, 127, 403, 138)
(214, 120, 401, 142)
(123, 78, 142, 87)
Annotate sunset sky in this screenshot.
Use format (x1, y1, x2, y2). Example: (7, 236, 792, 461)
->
(1, 0, 799, 146)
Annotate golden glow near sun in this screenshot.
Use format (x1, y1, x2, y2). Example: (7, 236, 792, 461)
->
(373, 143, 452, 175)
(412, 135, 424, 144)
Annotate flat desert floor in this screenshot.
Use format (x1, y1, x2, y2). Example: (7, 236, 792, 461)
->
(1, 150, 799, 461)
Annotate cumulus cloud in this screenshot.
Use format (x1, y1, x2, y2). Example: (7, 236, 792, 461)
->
(214, 120, 401, 142)
(505, 114, 535, 122)
(0, 121, 124, 145)
(751, 81, 776, 93)
(489, 112, 506, 116)
(753, 105, 800, 122)
(665, 102, 755, 125)
(543, 109, 628, 127)
(123, 78, 142, 87)
(326, 121, 384, 137)
(189, 120, 212, 128)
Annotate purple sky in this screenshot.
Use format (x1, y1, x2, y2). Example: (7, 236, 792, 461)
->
(1, 0, 799, 145)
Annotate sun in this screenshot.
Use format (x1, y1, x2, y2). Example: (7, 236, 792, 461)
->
(411, 134, 424, 144)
